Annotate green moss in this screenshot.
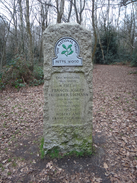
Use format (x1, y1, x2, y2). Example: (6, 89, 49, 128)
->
(47, 146, 93, 159)
(47, 147, 61, 158)
(45, 132, 93, 159)
(43, 124, 93, 158)
(7, 171, 11, 175)
(12, 162, 17, 167)
(65, 150, 92, 157)
(40, 137, 45, 159)
(0, 164, 5, 171)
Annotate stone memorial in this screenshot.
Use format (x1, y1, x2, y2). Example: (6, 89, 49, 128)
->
(43, 23, 93, 155)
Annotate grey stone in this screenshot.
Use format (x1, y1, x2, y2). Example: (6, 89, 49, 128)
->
(43, 23, 93, 155)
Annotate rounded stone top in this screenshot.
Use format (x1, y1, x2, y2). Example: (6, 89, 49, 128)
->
(43, 22, 92, 69)
(43, 23, 91, 35)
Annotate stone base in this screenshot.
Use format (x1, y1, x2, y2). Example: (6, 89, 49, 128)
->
(43, 123, 92, 155)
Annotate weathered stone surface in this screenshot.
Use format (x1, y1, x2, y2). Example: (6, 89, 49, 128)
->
(43, 23, 93, 154)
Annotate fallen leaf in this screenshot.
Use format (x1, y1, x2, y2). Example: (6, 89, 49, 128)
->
(103, 162, 108, 169)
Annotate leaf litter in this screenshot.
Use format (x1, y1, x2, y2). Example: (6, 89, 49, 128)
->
(0, 65, 137, 182)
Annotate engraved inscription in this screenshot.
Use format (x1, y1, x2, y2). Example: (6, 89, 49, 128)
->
(48, 73, 90, 124)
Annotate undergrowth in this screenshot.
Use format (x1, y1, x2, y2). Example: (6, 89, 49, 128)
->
(0, 54, 44, 90)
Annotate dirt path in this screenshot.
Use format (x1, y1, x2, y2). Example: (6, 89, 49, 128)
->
(0, 65, 137, 183)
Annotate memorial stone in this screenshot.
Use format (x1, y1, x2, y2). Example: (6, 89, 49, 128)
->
(43, 23, 93, 155)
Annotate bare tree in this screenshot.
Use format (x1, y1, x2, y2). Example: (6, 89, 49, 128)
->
(0, 17, 10, 72)
(39, 2, 50, 62)
(120, 0, 137, 6)
(92, 0, 97, 60)
(116, 4, 121, 31)
(56, 0, 65, 23)
(107, 0, 110, 25)
(34, 0, 52, 62)
(25, 0, 34, 71)
(18, 0, 25, 54)
(13, 0, 18, 52)
(1, 0, 19, 53)
(67, 0, 73, 22)
(119, 2, 136, 55)
(73, 0, 86, 24)
(127, 4, 136, 55)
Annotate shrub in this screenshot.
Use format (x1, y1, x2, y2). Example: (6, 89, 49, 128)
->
(33, 65, 44, 80)
(0, 54, 44, 90)
(95, 24, 118, 64)
(131, 53, 137, 67)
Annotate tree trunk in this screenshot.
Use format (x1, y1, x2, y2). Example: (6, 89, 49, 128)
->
(56, 0, 65, 23)
(97, 26, 104, 61)
(92, 0, 97, 61)
(67, 0, 73, 22)
(12, 0, 18, 54)
(26, 0, 33, 71)
(0, 44, 6, 72)
(39, 3, 49, 63)
(130, 4, 135, 56)
(73, 0, 85, 24)
(107, 0, 110, 25)
(19, 0, 24, 54)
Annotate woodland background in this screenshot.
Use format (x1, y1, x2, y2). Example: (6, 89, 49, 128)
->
(0, 0, 137, 89)
(0, 1, 137, 182)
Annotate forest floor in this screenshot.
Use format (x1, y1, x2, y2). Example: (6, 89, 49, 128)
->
(0, 65, 137, 183)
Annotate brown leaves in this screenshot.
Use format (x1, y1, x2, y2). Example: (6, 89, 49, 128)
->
(103, 162, 108, 169)
(93, 65, 137, 182)
(0, 65, 137, 182)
